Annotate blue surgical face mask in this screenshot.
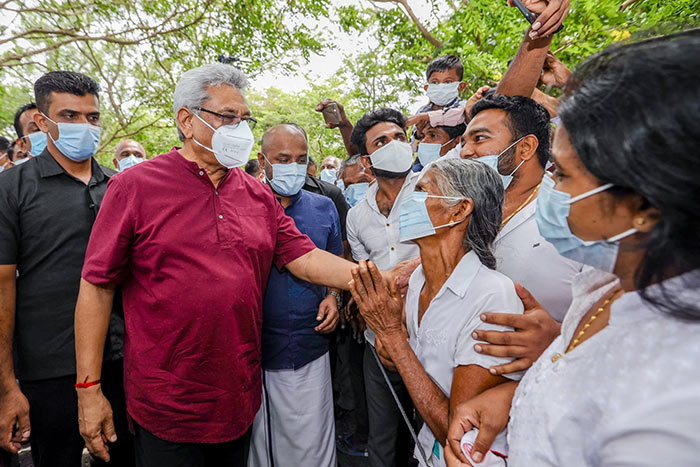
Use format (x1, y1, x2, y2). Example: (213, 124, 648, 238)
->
(263, 154, 308, 197)
(118, 155, 144, 172)
(320, 168, 338, 184)
(43, 114, 101, 162)
(535, 174, 638, 272)
(25, 131, 47, 157)
(417, 138, 456, 167)
(344, 182, 370, 207)
(399, 191, 466, 242)
(477, 136, 525, 190)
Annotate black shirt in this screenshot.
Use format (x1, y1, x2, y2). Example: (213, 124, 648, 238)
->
(303, 175, 350, 241)
(0, 149, 123, 381)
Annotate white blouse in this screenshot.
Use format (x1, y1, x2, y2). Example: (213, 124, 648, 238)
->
(507, 268, 700, 466)
(405, 250, 524, 466)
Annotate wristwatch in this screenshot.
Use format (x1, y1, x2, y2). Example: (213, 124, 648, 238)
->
(328, 290, 342, 310)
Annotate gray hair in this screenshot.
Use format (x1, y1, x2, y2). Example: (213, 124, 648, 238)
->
(172, 63, 249, 141)
(339, 154, 363, 177)
(429, 158, 504, 269)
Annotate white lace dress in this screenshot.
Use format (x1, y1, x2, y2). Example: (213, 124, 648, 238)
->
(507, 268, 700, 466)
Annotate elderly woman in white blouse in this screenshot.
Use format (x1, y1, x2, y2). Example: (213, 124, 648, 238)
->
(445, 31, 700, 466)
(350, 158, 524, 467)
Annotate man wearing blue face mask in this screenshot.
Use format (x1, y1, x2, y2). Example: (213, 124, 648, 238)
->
(413, 122, 466, 172)
(0, 72, 132, 466)
(249, 124, 344, 467)
(459, 94, 584, 325)
(12, 102, 47, 162)
(113, 139, 146, 172)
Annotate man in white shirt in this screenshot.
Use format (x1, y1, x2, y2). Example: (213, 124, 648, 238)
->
(460, 94, 583, 323)
(346, 108, 419, 467)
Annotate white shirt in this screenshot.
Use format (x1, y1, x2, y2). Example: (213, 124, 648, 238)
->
(508, 268, 700, 466)
(347, 172, 420, 344)
(494, 195, 584, 321)
(405, 251, 524, 466)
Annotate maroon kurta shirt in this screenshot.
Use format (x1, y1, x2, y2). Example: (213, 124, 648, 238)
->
(81, 148, 316, 443)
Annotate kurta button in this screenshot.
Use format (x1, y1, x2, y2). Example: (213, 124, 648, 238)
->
(218, 214, 223, 219)
(390, 247, 395, 251)
(215, 191, 219, 195)
(386, 223, 390, 227)
(199, 171, 204, 176)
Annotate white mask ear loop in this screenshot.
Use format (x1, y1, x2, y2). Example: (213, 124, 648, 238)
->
(566, 183, 615, 205)
(606, 228, 638, 243)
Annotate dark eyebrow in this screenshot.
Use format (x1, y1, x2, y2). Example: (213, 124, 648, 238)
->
(468, 127, 491, 137)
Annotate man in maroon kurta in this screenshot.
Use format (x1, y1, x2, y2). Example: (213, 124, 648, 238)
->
(73, 64, 359, 467)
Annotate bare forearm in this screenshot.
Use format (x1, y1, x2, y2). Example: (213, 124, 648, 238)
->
(74, 279, 115, 383)
(383, 332, 450, 443)
(496, 33, 553, 97)
(0, 269, 17, 389)
(287, 248, 355, 290)
(339, 123, 359, 157)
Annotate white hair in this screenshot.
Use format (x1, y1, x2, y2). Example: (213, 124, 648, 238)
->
(172, 63, 249, 141)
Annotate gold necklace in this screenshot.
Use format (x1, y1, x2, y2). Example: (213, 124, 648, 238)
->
(501, 182, 541, 227)
(566, 295, 614, 353)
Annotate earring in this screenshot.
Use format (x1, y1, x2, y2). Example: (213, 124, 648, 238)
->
(635, 218, 646, 226)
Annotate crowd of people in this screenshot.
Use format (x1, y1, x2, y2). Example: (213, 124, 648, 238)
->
(0, 1, 698, 466)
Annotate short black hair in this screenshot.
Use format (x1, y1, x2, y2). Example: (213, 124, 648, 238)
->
(436, 123, 467, 141)
(426, 55, 464, 82)
(559, 29, 700, 319)
(470, 94, 551, 168)
(308, 158, 317, 168)
(0, 136, 10, 153)
(244, 158, 260, 176)
(14, 102, 37, 139)
(34, 71, 100, 115)
(350, 108, 406, 156)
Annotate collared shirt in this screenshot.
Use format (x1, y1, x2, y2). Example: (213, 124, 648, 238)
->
(406, 251, 524, 466)
(508, 268, 700, 466)
(81, 148, 316, 444)
(494, 195, 584, 321)
(262, 189, 343, 370)
(303, 175, 349, 241)
(346, 172, 421, 345)
(0, 149, 123, 381)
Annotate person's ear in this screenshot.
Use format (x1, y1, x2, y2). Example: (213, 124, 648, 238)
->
(458, 82, 467, 93)
(33, 111, 49, 134)
(630, 202, 661, 233)
(360, 155, 372, 170)
(517, 134, 539, 162)
(453, 197, 474, 223)
(15, 138, 28, 152)
(113, 158, 119, 171)
(176, 108, 195, 140)
(424, 84, 429, 92)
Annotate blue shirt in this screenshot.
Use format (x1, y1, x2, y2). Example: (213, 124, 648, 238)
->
(262, 189, 344, 370)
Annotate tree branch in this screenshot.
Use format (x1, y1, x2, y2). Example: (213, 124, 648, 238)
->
(372, 0, 443, 49)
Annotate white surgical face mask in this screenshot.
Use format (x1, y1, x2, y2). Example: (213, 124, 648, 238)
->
(192, 112, 254, 168)
(369, 140, 413, 174)
(426, 82, 461, 107)
(118, 155, 144, 172)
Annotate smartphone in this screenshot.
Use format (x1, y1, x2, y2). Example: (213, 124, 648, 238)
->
(512, 0, 564, 33)
(322, 103, 341, 126)
(512, 0, 537, 23)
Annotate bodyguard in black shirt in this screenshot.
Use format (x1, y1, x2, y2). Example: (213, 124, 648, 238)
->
(0, 72, 133, 466)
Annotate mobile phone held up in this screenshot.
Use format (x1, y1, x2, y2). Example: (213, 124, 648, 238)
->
(322, 102, 342, 127)
(511, 0, 564, 34)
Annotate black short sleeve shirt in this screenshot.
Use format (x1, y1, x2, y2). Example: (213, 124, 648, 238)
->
(0, 149, 123, 381)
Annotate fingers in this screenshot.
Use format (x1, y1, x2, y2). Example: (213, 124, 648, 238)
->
(17, 409, 30, 443)
(316, 308, 338, 333)
(514, 282, 544, 314)
(368, 261, 388, 297)
(389, 277, 401, 299)
(447, 407, 475, 464)
(469, 419, 500, 464)
(531, 0, 569, 38)
(480, 311, 532, 329)
(472, 328, 523, 346)
(315, 99, 332, 111)
(444, 442, 472, 467)
(357, 260, 378, 296)
(487, 358, 533, 376)
(474, 342, 528, 358)
(86, 433, 111, 462)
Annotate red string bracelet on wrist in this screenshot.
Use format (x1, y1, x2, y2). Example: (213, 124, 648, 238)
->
(75, 376, 101, 389)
